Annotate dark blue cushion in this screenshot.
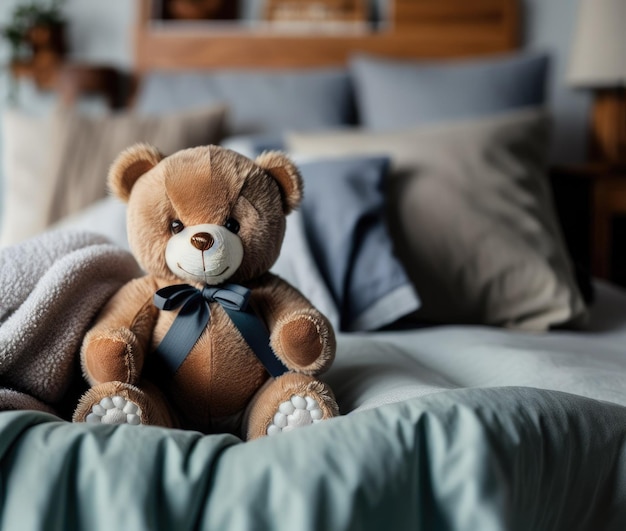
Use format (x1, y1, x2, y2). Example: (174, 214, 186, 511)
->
(298, 156, 420, 331)
(350, 52, 550, 129)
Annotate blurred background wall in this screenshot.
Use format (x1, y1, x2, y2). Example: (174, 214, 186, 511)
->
(0, 0, 591, 165)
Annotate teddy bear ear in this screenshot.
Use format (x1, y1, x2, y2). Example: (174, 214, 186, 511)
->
(254, 151, 303, 214)
(108, 143, 164, 202)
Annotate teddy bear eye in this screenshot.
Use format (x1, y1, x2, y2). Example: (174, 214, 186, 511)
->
(170, 220, 184, 234)
(224, 218, 240, 234)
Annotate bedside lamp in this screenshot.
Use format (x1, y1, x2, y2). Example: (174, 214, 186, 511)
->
(568, 0, 626, 166)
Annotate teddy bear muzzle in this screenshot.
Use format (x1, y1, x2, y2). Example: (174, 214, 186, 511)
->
(165, 223, 244, 285)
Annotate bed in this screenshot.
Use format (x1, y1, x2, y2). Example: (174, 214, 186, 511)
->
(1, 0, 626, 529)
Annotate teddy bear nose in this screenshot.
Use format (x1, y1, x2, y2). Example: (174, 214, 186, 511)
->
(191, 232, 214, 251)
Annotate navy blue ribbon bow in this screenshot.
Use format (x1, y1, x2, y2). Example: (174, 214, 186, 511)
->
(153, 283, 288, 378)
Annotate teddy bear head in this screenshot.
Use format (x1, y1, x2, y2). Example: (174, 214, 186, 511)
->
(108, 143, 302, 285)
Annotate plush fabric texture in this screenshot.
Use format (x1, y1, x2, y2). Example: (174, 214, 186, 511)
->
(0, 230, 142, 416)
(297, 156, 420, 331)
(288, 108, 588, 331)
(0, 105, 227, 247)
(350, 52, 549, 129)
(135, 68, 355, 135)
(74, 144, 338, 438)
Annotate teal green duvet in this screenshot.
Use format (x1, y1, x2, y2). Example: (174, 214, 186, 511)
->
(1, 387, 625, 531)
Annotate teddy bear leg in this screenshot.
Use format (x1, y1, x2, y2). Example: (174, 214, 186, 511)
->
(73, 380, 176, 428)
(82, 327, 144, 385)
(243, 372, 339, 440)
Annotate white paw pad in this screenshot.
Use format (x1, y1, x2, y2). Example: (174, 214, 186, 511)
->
(85, 396, 142, 425)
(267, 395, 324, 436)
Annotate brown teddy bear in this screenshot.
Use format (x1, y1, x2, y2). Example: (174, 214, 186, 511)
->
(72, 143, 339, 439)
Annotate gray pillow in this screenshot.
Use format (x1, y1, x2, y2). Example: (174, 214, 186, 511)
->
(287, 108, 588, 331)
(350, 53, 549, 129)
(135, 68, 355, 135)
(298, 156, 420, 331)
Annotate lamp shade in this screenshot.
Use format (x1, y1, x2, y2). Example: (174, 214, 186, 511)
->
(568, 0, 626, 87)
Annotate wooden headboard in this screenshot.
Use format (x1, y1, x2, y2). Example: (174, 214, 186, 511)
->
(135, 0, 520, 72)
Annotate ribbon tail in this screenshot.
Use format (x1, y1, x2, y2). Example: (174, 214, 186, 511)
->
(155, 294, 211, 374)
(153, 282, 287, 378)
(224, 308, 288, 378)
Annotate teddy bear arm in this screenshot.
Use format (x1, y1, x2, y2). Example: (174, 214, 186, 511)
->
(81, 276, 159, 386)
(252, 274, 336, 375)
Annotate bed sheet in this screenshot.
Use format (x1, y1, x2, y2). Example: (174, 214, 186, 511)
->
(331, 282, 626, 413)
(14, 198, 625, 530)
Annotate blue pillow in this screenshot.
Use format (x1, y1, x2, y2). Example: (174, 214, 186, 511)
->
(349, 52, 549, 129)
(135, 69, 356, 135)
(298, 156, 420, 331)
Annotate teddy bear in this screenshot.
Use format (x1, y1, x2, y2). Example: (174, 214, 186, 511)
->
(72, 143, 339, 439)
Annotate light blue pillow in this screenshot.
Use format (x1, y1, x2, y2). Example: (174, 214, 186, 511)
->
(135, 69, 356, 135)
(350, 52, 549, 129)
(298, 156, 420, 331)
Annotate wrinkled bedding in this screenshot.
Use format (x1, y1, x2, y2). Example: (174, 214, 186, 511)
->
(0, 231, 140, 413)
(3, 209, 626, 529)
(331, 282, 626, 413)
(1, 388, 625, 530)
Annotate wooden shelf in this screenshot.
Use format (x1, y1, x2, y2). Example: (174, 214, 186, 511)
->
(264, 0, 368, 23)
(135, 0, 519, 71)
(55, 64, 124, 108)
(10, 58, 60, 90)
(10, 60, 124, 108)
(135, 23, 517, 71)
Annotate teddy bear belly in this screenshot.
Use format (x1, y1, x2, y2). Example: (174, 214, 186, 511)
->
(152, 307, 269, 429)
(173, 339, 268, 425)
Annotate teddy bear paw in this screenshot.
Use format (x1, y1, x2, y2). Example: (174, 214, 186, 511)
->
(85, 395, 143, 425)
(267, 395, 324, 436)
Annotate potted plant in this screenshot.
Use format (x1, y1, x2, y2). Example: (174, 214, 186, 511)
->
(1, 0, 67, 91)
(2, 0, 67, 62)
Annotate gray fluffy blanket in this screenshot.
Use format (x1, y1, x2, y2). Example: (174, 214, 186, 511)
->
(0, 230, 141, 417)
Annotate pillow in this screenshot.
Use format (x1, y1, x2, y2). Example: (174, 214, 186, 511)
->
(0, 111, 55, 247)
(271, 209, 341, 331)
(287, 108, 588, 331)
(0, 105, 226, 247)
(349, 52, 549, 129)
(221, 132, 285, 159)
(296, 156, 420, 331)
(135, 68, 355, 135)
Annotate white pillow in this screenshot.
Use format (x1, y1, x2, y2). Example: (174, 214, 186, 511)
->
(0, 104, 227, 247)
